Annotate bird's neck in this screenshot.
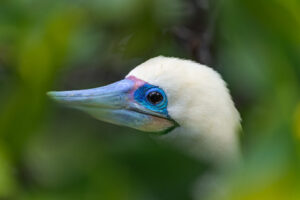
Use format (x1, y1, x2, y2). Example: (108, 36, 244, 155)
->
(159, 125, 241, 168)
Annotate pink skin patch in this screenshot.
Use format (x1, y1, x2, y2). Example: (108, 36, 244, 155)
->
(126, 75, 147, 89)
(126, 75, 147, 100)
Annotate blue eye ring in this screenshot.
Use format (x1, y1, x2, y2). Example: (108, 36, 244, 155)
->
(133, 84, 168, 116)
(145, 87, 166, 108)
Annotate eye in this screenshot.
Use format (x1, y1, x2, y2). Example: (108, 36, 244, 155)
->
(147, 90, 164, 105)
(134, 84, 167, 111)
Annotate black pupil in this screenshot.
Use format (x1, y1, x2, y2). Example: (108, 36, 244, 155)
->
(147, 91, 163, 104)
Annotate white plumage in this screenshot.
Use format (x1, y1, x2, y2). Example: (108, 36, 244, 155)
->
(128, 56, 241, 166)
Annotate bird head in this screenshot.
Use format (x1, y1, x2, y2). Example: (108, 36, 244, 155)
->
(48, 56, 241, 164)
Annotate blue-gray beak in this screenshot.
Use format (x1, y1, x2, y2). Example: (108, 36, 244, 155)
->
(47, 79, 176, 133)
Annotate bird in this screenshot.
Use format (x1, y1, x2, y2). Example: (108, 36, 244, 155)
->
(48, 56, 241, 178)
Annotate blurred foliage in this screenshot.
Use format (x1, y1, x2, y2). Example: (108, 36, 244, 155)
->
(0, 0, 299, 199)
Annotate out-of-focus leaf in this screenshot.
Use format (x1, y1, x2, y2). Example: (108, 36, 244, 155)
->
(294, 102, 300, 141)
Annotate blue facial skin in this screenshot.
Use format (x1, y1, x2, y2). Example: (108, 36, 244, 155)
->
(134, 84, 169, 117)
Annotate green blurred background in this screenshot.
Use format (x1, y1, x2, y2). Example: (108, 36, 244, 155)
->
(0, 0, 300, 199)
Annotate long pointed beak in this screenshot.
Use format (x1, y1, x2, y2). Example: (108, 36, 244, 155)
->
(48, 79, 177, 133)
(47, 79, 133, 110)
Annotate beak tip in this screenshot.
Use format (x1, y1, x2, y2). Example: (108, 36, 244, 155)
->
(47, 91, 74, 106)
(47, 91, 56, 98)
(47, 91, 64, 103)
